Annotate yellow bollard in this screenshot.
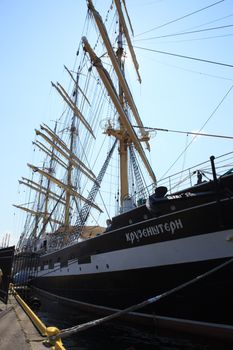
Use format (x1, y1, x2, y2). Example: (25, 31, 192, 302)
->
(44, 326, 65, 350)
(10, 285, 66, 349)
(10, 284, 47, 336)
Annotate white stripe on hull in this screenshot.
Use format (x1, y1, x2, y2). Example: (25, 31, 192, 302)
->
(37, 229, 233, 278)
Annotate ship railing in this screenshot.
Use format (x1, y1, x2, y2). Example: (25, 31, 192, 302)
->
(134, 151, 233, 202)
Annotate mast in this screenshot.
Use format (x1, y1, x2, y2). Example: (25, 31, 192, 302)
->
(43, 122, 57, 233)
(86, 0, 156, 210)
(116, 7, 129, 205)
(64, 76, 78, 229)
(33, 168, 44, 238)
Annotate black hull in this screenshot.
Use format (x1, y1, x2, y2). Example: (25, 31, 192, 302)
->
(26, 173, 233, 325)
(32, 257, 233, 324)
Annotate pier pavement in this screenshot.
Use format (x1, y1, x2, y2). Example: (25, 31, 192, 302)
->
(0, 293, 46, 350)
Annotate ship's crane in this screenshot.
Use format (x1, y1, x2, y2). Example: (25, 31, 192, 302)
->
(72, 139, 117, 240)
(129, 144, 148, 202)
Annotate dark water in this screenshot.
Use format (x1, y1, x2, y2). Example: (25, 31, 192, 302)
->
(35, 295, 231, 350)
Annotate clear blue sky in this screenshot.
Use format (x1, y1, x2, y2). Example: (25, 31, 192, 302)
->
(0, 0, 233, 246)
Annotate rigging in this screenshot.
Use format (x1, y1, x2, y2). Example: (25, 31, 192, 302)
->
(72, 140, 117, 241)
(135, 24, 233, 42)
(133, 46, 233, 69)
(135, 0, 225, 37)
(133, 126, 233, 141)
(158, 84, 233, 179)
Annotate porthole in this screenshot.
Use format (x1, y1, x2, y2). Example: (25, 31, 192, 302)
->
(96, 265, 98, 269)
(143, 214, 148, 220)
(106, 264, 109, 269)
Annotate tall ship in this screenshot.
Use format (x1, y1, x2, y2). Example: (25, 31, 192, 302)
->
(14, 0, 233, 325)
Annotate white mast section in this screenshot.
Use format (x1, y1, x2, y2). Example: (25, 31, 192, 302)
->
(114, 0, 141, 83)
(82, 37, 156, 185)
(27, 163, 102, 213)
(35, 126, 97, 183)
(87, 0, 150, 150)
(51, 82, 95, 138)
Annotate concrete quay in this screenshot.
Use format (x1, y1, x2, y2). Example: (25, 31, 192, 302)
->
(0, 294, 46, 350)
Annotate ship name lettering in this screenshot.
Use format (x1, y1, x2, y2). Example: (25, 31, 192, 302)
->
(157, 224, 164, 233)
(125, 219, 183, 244)
(175, 218, 183, 230)
(146, 226, 158, 236)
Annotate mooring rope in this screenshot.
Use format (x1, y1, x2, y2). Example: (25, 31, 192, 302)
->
(52, 256, 233, 341)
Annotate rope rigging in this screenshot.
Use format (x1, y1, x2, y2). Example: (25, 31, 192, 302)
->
(72, 139, 117, 240)
(135, 0, 225, 37)
(133, 46, 233, 69)
(158, 84, 233, 180)
(133, 126, 233, 141)
(129, 144, 148, 200)
(135, 24, 233, 42)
